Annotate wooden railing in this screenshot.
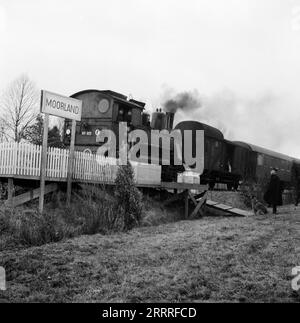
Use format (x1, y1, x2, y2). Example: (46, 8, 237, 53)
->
(0, 142, 118, 183)
(0, 142, 161, 185)
(73, 151, 118, 183)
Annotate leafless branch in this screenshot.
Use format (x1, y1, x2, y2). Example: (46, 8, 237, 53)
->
(0, 74, 39, 142)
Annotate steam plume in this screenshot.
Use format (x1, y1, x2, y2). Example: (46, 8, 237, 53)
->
(160, 87, 300, 158)
(163, 90, 202, 113)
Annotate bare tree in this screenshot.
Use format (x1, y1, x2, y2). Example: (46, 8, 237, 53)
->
(0, 119, 6, 142)
(0, 75, 39, 142)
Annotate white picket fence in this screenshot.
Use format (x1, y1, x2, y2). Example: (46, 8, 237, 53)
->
(0, 142, 162, 185)
(73, 151, 118, 183)
(0, 142, 118, 183)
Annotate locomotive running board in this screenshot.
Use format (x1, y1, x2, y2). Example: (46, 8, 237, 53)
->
(206, 200, 253, 217)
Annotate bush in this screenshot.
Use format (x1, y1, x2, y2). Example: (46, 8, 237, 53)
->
(239, 175, 270, 208)
(114, 163, 143, 230)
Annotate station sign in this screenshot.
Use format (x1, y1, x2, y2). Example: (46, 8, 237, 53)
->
(41, 90, 82, 121)
(39, 89, 82, 213)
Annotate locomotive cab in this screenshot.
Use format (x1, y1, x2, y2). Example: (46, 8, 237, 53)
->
(63, 90, 146, 152)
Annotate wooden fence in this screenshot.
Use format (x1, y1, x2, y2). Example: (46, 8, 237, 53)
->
(0, 142, 162, 185)
(0, 142, 118, 183)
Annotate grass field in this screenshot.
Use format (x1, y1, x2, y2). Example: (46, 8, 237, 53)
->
(0, 205, 300, 303)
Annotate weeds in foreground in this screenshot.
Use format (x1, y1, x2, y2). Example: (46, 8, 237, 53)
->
(0, 185, 120, 250)
(0, 163, 145, 250)
(0, 163, 146, 249)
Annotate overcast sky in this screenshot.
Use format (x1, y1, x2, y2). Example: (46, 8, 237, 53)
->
(1, 0, 300, 157)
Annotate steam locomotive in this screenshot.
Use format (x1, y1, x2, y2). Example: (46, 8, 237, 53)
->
(63, 89, 300, 190)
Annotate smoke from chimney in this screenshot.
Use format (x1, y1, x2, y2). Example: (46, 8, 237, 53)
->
(163, 90, 202, 113)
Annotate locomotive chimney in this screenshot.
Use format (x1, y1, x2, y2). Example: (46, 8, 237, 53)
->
(165, 112, 175, 131)
(151, 109, 166, 130)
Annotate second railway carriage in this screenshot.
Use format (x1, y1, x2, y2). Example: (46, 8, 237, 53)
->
(175, 121, 300, 190)
(232, 142, 294, 188)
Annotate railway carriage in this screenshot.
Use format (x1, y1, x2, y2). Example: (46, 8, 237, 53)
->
(232, 142, 294, 188)
(174, 121, 240, 189)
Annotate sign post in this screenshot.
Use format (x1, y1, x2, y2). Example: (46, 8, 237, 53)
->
(39, 113, 49, 213)
(67, 119, 77, 206)
(40, 90, 82, 213)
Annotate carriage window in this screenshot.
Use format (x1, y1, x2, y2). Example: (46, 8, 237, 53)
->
(257, 154, 264, 166)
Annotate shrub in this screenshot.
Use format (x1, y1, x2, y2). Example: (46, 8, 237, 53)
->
(114, 163, 143, 230)
(239, 175, 270, 208)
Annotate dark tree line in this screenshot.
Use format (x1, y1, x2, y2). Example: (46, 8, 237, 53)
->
(22, 115, 64, 148)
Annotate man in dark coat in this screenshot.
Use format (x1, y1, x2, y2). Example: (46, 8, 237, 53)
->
(264, 169, 282, 214)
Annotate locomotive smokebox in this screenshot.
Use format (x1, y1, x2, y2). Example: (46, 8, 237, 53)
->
(165, 112, 175, 131)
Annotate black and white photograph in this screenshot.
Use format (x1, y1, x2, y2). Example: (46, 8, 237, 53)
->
(0, 0, 300, 309)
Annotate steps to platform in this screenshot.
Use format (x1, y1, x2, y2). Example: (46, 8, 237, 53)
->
(206, 200, 253, 217)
